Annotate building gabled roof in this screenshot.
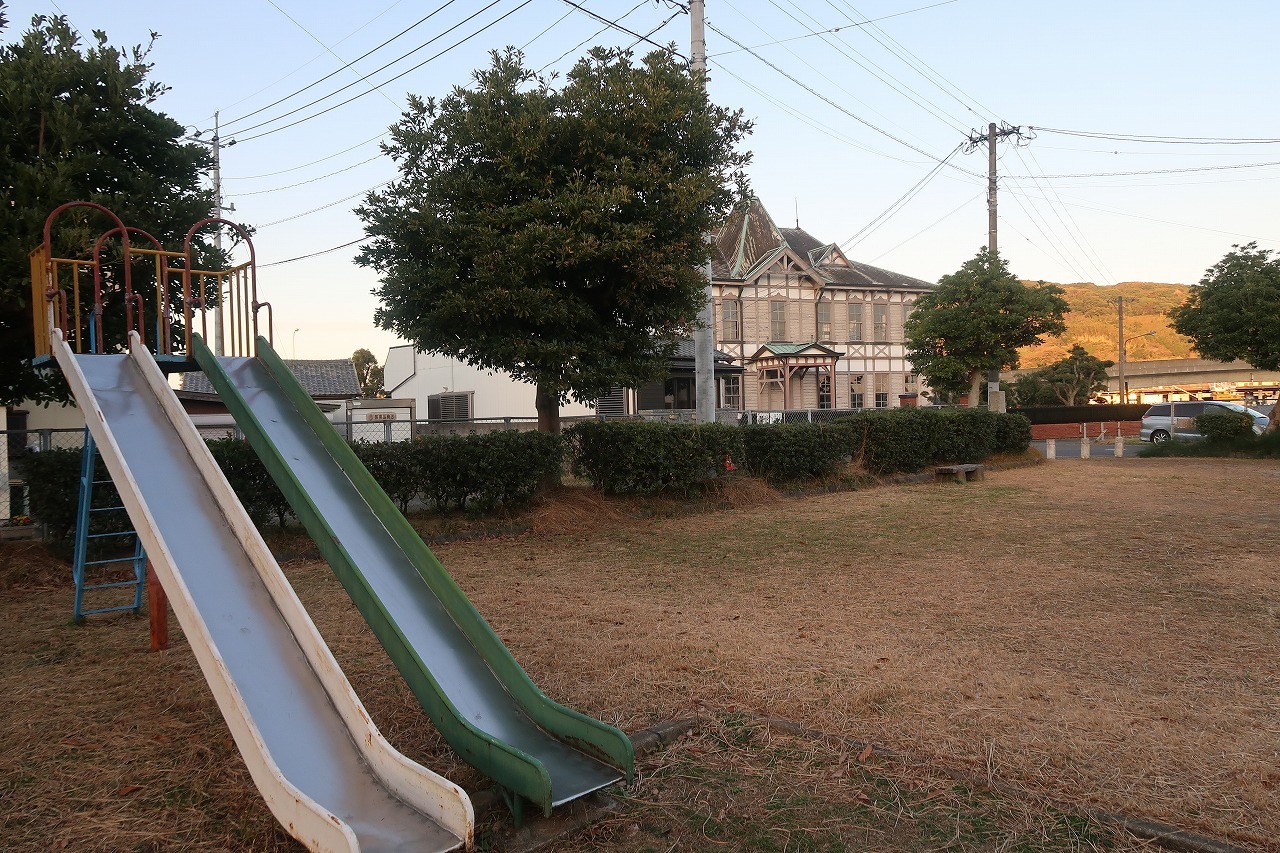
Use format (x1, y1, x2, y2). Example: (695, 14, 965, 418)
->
(746, 342, 843, 361)
(181, 358, 361, 399)
(713, 198, 933, 292)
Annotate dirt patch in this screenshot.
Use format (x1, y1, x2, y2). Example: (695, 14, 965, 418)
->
(1, 458, 1276, 851)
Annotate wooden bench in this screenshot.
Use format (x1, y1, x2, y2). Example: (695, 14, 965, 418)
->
(935, 463, 984, 483)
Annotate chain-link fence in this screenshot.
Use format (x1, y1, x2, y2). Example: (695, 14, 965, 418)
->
(2, 428, 85, 527)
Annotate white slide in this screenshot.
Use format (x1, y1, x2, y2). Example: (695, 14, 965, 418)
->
(54, 331, 473, 852)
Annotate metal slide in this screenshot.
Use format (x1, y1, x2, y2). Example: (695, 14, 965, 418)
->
(54, 331, 473, 853)
(192, 334, 634, 819)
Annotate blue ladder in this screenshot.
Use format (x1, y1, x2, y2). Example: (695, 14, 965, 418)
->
(72, 428, 146, 623)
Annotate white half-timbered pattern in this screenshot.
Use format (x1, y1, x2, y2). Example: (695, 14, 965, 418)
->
(712, 198, 933, 411)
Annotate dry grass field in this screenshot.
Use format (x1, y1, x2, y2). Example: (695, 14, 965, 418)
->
(2, 457, 1277, 851)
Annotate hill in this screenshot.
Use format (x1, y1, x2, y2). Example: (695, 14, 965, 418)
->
(1018, 280, 1195, 368)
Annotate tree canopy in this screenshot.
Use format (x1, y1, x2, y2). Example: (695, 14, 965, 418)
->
(905, 248, 1068, 406)
(0, 13, 214, 404)
(1020, 344, 1114, 406)
(351, 348, 384, 398)
(356, 46, 752, 432)
(1169, 243, 1280, 371)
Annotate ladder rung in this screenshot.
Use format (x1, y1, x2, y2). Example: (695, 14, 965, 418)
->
(79, 604, 139, 616)
(85, 580, 143, 591)
(83, 557, 140, 567)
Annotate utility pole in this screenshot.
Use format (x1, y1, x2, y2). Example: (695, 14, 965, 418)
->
(691, 0, 717, 425)
(965, 122, 1026, 413)
(1116, 295, 1125, 404)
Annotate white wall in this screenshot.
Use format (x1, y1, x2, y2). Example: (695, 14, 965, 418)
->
(383, 346, 597, 420)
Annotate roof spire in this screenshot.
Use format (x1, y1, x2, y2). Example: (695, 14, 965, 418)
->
(794, 197, 799, 229)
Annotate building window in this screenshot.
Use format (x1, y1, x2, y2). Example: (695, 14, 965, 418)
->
(905, 373, 917, 392)
(816, 301, 831, 341)
(818, 376, 832, 409)
(720, 299, 741, 340)
(722, 375, 742, 410)
(847, 303, 863, 341)
(770, 300, 787, 341)
(874, 374, 889, 408)
(428, 391, 473, 421)
(850, 374, 864, 409)
(873, 304, 888, 341)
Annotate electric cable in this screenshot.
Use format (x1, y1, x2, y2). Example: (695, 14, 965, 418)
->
(224, 133, 389, 181)
(255, 183, 389, 228)
(259, 237, 369, 267)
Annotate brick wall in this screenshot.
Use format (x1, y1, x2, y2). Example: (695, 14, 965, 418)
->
(1030, 421, 1141, 440)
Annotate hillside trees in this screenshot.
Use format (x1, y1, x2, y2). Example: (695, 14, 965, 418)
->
(0, 13, 215, 404)
(905, 248, 1068, 407)
(357, 47, 752, 433)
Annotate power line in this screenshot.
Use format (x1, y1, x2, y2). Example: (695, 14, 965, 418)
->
(1004, 160, 1280, 179)
(764, 0, 971, 134)
(708, 0, 961, 56)
(224, 133, 388, 180)
(234, 155, 384, 196)
(841, 144, 961, 248)
(259, 237, 369, 268)
(224, 0, 462, 128)
(868, 191, 980, 263)
(705, 20, 981, 176)
(556, 0, 686, 57)
(234, 0, 534, 144)
(1030, 126, 1280, 145)
(256, 183, 389, 228)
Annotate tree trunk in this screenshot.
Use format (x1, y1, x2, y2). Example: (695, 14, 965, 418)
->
(535, 384, 561, 434)
(535, 384, 562, 489)
(968, 370, 983, 408)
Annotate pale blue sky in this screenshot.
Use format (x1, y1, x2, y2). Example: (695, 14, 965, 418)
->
(6, 0, 1278, 360)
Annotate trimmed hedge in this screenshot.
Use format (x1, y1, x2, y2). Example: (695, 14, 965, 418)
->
(567, 421, 743, 496)
(1194, 410, 1255, 443)
(21, 431, 565, 542)
(740, 422, 854, 483)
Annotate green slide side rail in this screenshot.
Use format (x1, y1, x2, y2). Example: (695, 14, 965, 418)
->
(193, 335, 633, 813)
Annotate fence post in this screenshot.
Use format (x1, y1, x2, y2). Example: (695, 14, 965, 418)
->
(1045, 438, 1056, 460)
(504, 417, 513, 431)
(1114, 436, 1124, 457)
(39, 428, 53, 452)
(1080, 436, 1091, 459)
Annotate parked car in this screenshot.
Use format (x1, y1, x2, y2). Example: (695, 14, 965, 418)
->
(1140, 400, 1269, 442)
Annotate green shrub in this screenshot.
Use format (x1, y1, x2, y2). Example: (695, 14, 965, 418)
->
(464, 430, 563, 512)
(206, 438, 293, 528)
(992, 412, 1032, 453)
(567, 421, 743, 496)
(352, 439, 423, 512)
(1195, 409, 1255, 443)
(842, 408, 949, 475)
(938, 409, 999, 463)
(741, 422, 854, 483)
(417, 435, 474, 511)
(16, 446, 92, 543)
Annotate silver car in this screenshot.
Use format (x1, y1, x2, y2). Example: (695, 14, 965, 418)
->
(1140, 400, 1269, 442)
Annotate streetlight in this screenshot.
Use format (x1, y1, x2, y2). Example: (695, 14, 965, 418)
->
(1118, 330, 1156, 404)
(292, 328, 300, 359)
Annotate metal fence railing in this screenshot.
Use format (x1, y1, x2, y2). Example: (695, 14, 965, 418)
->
(2, 428, 85, 526)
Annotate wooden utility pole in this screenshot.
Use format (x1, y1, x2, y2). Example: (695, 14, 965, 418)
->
(1117, 295, 1126, 404)
(966, 122, 1025, 413)
(691, 0, 717, 424)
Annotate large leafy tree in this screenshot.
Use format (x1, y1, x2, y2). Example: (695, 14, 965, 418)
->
(905, 248, 1068, 407)
(0, 12, 215, 404)
(1037, 344, 1114, 405)
(357, 47, 752, 432)
(1169, 243, 1280, 371)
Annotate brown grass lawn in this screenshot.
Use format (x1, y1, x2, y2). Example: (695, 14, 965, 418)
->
(2, 458, 1277, 851)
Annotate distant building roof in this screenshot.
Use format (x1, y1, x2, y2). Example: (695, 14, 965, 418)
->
(713, 198, 933, 292)
(181, 358, 360, 399)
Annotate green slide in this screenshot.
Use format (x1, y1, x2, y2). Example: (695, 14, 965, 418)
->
(193, 334, 633, 820)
